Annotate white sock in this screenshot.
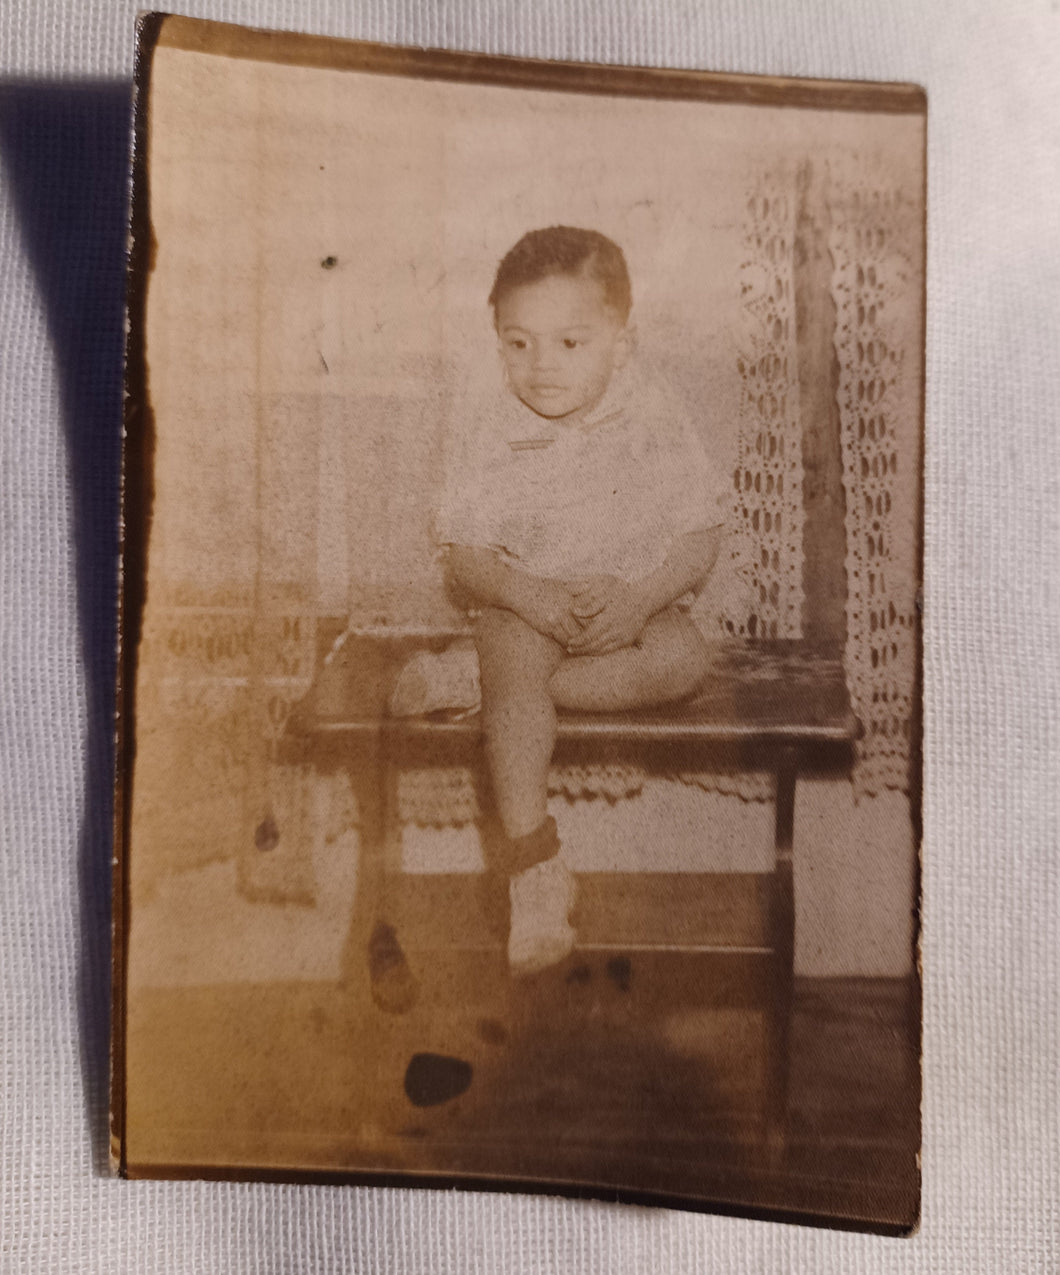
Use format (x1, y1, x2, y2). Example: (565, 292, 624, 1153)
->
(507, 856, 576, 975)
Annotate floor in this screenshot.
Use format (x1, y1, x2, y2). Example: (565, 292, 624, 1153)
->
(123, 873, 920, 1233)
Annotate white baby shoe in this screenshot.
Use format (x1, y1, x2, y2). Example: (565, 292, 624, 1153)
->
(388, 644, 481, 718)
(507, 856, 577, 975)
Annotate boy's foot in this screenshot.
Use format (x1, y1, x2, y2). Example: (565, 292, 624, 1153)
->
(367, 920, 418, 1014)
(508, 856, 577, 975)
(388, 645, 481, 718)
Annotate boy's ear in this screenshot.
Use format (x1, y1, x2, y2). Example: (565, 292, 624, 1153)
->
(497, 338, 513, 388)
(614, 321, 636, 369)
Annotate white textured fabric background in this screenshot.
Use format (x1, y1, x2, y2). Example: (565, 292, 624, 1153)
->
(1, 0, 1057, 1270)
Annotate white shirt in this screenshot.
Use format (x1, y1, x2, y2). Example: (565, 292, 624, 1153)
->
(435, 368, 728, 584)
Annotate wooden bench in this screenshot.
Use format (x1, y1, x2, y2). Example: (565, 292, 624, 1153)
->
(285, 627, 860, 1151)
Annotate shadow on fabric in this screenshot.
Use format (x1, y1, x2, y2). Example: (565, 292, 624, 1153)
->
(0, 79, 133, 1173)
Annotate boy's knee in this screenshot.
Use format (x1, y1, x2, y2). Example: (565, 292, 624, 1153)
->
(475, 609, 557, 703)
(473, 606, 519, 648)
(677, 636, 712, 697)
(649, 619, 711, 701)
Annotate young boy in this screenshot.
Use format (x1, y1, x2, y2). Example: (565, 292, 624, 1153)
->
(433, 226, 727, 973)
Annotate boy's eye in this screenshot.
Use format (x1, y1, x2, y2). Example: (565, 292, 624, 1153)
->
(508, 338, 527, 350)
(562, 338, 580, 349)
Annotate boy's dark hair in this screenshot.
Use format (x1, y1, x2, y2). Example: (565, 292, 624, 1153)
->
(488, 226, 632, 322)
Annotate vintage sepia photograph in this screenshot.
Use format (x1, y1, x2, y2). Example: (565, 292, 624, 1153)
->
(114, 15, 925, 1232)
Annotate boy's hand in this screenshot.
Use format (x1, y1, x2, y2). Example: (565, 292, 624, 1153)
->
(566, 579, 652, 655)
(570, 575, 624, 621)
(517, 579, 582, 647)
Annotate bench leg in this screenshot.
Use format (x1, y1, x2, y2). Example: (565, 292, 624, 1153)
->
(340, 734, 417, 1012)
(340, 736, 384, 985)
(766, 749, 797, 1163)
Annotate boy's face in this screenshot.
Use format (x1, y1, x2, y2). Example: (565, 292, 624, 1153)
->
(495, 272, 630, 425)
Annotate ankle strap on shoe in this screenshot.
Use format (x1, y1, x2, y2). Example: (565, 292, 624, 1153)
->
(505, 816, 561, 876)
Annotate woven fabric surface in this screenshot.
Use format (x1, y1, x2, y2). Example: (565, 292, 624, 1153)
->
(1, 0, 1057, 1271)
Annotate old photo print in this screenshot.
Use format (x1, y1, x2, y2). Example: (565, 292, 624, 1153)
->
(114, 15, 925, 1232)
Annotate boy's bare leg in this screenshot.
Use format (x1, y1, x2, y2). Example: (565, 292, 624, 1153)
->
(474, 607, 565, 839)
(550, 608, 710, 712)
(476, 607, 578, 974)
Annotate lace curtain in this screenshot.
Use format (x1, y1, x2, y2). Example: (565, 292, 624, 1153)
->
(718, 171, 804, 643)
(829, 160, 922, 797)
